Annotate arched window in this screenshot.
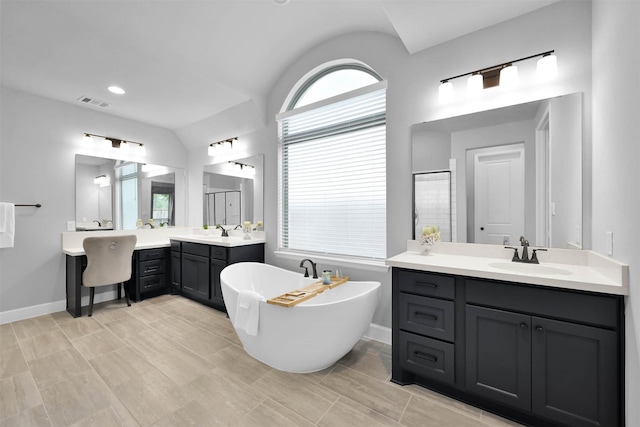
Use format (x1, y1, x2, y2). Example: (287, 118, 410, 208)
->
(289, 65, 381, 109)
(277, 63, 387, 260)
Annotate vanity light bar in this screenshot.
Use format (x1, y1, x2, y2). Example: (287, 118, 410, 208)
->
(228, 161, 256, 175)
(439, 50, 557, 102)
(83, 133, 146, 155)
(208, 137, 238, 156)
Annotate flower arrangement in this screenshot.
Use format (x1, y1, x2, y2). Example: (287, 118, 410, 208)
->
(420, 225, 441, 249)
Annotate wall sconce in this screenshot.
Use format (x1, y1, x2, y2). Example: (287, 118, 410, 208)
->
(438, 50, 557, 103)
(83, 133, 146, 156)
(208, 137, 238, 156)
(93, 175, 109, 187)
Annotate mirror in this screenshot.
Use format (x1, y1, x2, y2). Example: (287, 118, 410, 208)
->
(203, 155, 264, 227)
(412, 93, 582, 249)
(75, 154, 186, 230)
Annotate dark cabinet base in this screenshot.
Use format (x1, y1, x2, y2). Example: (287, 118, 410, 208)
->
(66, 241, 265, 318)
(392, 267, 624, 427)
(170, 240, 264, 313)
(128, 248, 170, 302)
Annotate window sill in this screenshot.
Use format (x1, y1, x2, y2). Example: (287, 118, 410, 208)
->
(274, 250, 390, 273)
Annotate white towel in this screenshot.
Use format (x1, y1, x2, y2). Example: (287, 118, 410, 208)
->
(0, 203, 15, 248)
(234, 290, 265, 336)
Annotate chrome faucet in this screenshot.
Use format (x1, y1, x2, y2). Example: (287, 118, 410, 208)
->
(504, 235, 547, 264)
(299, 259, 318, 279)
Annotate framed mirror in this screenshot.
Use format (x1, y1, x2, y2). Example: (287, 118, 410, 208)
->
(75, 154, 186, 231)
(203, 154, 264, 227)
(412, 93, 582, 249)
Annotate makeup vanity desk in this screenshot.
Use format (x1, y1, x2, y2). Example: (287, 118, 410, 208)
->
(61, 228, 265, 317)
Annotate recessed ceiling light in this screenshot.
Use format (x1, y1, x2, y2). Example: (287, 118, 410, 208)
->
(274, 0, 289, 4)
(108, 86, 126, 95)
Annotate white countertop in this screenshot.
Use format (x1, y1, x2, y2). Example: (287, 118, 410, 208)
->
(61, 227, 265, 256)
(169, 234, 266, 247)
(386, 241, 628, 296)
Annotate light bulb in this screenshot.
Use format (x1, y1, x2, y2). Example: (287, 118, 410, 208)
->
(100, 138, 112, 150)
(537, 54, 558, 81)
(500, 64, 519, 89)
(467, 74, 483, 96)
(438, 81, 453, 104)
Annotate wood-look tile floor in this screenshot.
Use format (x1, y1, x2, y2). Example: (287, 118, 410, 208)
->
(0, 295, 523, 427)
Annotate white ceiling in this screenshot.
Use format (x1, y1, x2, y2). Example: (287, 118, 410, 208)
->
(0, 0, 558, 131)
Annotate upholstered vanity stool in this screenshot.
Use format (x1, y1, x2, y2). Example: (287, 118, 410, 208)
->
(82, 235, 137, 316)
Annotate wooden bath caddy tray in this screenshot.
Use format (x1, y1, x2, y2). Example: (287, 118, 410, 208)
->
(267, 276, 350, 307)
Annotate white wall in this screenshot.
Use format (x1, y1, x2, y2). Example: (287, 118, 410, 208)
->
(549, 93, 583, 248)
(0, 86, 187, 315)
(592, 1, 640, 425)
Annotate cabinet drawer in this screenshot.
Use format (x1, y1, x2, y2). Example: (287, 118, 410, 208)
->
(182, 242, 209, 257)
(465, 278, 620, 329)
(399, 331, 455, 385)
(138, 248, 167, 261)
(210, 246, 228, 261)
(140, 275, 167, 293)
(139, 259, 167, 276)
(170, 240, 181, 252)
(398, 270, 455, 300)
(399, 293, 454, 342)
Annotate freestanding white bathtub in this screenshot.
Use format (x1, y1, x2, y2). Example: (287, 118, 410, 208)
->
(220, 262, 381, 373)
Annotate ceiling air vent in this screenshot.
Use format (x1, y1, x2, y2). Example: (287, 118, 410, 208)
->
(77, 95, 111, 109)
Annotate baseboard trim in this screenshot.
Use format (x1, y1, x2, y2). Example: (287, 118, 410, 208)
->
(0, 289, 118, 325)
(364, 323, 391, 345)
(0, 300, 67, 325)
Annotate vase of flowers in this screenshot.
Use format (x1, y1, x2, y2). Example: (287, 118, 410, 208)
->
(420, 226, 441, 254)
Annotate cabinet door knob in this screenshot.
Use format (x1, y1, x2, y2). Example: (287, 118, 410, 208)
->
(535, 326, 544, 333)
(519, 322, 528, 329)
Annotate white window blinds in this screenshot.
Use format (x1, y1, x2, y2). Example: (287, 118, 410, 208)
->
(277, 82, 387, 260)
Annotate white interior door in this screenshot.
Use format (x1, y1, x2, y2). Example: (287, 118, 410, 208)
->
(473, 144, 525, 245)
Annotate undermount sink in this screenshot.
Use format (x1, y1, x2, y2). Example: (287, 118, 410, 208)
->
(489, 262, 573, 276)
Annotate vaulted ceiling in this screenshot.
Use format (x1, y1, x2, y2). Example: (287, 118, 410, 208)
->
(1, 0, 558, 130)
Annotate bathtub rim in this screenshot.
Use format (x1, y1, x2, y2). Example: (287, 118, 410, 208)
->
(220, 261, 381, 307)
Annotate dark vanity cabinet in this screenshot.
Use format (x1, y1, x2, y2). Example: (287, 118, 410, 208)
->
(209, 247, 228, 309)
(181, 243, 211, 301)
(171, 240, 264, 312)
(392, 268, 624, 427)
(395, 270, 457, 386)
(128, 247, 170, 302)
(170, 240, 181, 293)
